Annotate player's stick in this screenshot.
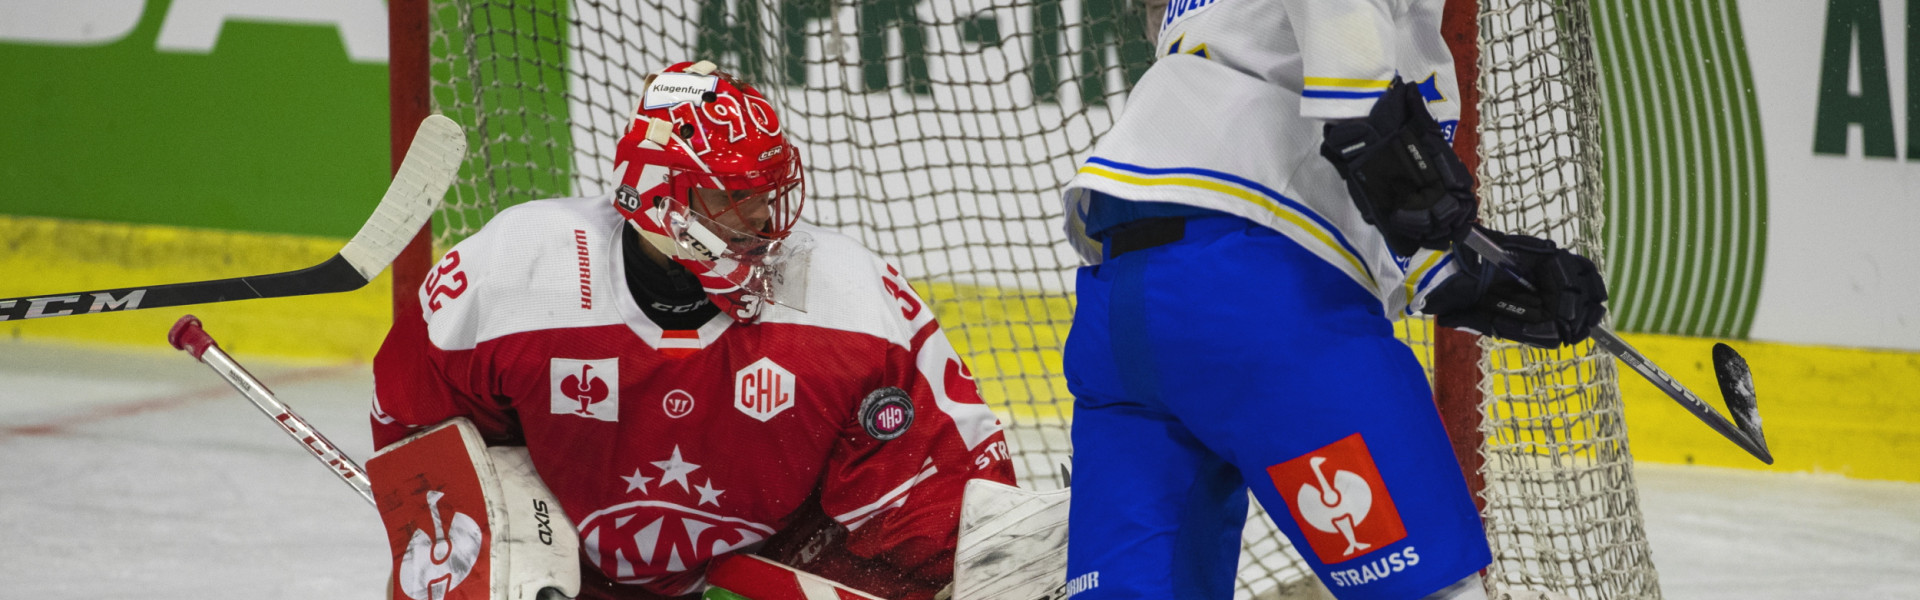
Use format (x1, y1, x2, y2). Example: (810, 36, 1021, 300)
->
(168, 314, 378, 507)
(1462, 229, 1773, 464)
(0, 114, 466, 321)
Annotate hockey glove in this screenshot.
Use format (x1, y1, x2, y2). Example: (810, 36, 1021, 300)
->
(1423, 227, 1608, 348)
(1320, 78, 1478, 257)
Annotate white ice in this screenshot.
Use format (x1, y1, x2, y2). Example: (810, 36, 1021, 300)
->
(1, 340, 1914, 599)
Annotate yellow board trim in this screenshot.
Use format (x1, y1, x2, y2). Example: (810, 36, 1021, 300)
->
(12, 217, 1916, 484)
(1076, 164, 1376, 288)
(0, 215, 392, 362)
(1611, 333, 1920, 483)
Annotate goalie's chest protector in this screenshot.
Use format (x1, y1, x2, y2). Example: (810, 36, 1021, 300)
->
(419, 197, 936, 593)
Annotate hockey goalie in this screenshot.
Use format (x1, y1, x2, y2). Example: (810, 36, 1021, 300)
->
(365, 61, 1019, 600)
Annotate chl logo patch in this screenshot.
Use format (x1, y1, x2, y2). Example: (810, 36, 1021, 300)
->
(734, 357, 795, 422)
(551, 358, 619, 422)
(858, 387, 915, 441)
(1267, 433, 1408, 564)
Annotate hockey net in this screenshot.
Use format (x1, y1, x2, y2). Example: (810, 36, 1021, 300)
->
(395, 0, 1659, 597)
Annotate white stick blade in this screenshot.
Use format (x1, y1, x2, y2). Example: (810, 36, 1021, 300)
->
(339, 114, 467, 280)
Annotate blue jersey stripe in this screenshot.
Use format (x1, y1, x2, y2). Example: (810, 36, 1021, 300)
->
(1082, 157, 1374, 280)
(1302, 90, 1387, 99)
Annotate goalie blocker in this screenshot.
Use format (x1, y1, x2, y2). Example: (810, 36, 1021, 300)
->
(367, 419, 581, 600)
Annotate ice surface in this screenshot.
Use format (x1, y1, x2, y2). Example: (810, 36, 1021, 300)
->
(0, 340, 1913, 599)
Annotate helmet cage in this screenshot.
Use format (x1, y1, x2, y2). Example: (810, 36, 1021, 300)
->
(664, 155, 804, 242)
(615, 184, 813, 321)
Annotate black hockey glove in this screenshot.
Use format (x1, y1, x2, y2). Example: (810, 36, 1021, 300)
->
(1423, 227, 1608, 348)
(1319, 78, 1477, 257)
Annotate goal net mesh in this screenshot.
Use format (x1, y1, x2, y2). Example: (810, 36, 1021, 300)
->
(417, 0, 1658, 597)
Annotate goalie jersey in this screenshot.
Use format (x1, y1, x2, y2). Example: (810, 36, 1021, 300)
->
(1062, 0, 1465, 317)
(370, 196, 1018, 600)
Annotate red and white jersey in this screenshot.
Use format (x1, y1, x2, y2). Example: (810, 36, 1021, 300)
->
(370, 196, 1018, 600)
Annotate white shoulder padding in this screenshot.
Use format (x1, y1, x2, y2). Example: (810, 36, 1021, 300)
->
(369, 419, 581, 600)
(952, 480, 1070, 600)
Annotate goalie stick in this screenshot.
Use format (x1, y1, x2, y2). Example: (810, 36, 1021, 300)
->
(0, 114, 466, 321)
(168, 314, 376, 506)
(1461, 228, 1773, 464)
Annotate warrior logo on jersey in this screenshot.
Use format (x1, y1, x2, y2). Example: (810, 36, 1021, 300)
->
(551, 358, 620, 422)
(663, 389, 696, 419)
(1266, 433, 1408, 564)
(734, 357, 795, 422)
(858, 387, 914, 441)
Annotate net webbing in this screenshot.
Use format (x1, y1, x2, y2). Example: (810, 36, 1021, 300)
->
(422, 1, 1654, 597)
(1472, 0, 1660, 598)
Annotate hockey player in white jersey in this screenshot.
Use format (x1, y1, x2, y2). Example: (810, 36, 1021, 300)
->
(1060, 1, 1607, 599)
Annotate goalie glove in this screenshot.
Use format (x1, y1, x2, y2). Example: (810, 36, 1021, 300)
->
(1319, 78, 1478, 257)
(1423, 227, 1608, 348)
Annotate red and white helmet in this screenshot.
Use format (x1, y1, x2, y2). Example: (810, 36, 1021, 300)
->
(611, 61, 810, 323)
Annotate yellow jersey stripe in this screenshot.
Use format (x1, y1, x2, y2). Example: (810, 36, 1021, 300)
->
(1403, 250, 1447, 309)
(1303, 77, 1392, 89)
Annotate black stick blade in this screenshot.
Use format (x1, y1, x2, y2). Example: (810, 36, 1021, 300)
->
(1713, 343, 1772, 464)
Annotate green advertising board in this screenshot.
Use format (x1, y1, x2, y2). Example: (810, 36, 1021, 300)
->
(0, 0, 390, 238)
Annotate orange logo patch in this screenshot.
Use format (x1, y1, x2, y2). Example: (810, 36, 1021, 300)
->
(1266, 433, 1408, 564)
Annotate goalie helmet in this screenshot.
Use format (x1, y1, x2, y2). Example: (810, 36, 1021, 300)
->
(612, 61, 810, 323)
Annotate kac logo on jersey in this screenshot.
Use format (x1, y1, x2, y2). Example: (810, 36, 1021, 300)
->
(577, 503, 773, 590)
(551, 358, 619, 422)
(734, 357, 795, 422)
(1266, 433, 1408, 564)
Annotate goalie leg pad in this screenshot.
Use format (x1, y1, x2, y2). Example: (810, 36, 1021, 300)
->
(368, 418, 582, 600)
(952, 480, 1071, 600)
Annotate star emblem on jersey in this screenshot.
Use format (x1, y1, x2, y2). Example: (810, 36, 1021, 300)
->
(694, 479, 725, 507)
(578, 448, 763, 593)
(622, 468, 654, 494)
(1266, 433, 1408, 564)
(651, 445, 701, 492)
(550, 357, 619, 422)
(734, 357, 795, 422)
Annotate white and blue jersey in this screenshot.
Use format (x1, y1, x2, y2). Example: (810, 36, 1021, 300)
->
(1060, 1, 1493, 598)
(1063, 0, 1467, 318)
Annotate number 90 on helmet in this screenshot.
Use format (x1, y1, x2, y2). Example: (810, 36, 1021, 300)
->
(611, 60, 811, 323)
